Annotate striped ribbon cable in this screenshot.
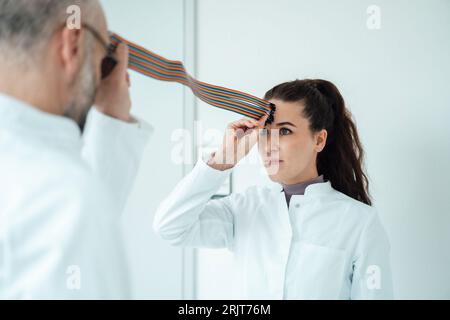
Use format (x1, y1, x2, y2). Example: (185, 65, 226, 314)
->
(110, 33, 275, 122)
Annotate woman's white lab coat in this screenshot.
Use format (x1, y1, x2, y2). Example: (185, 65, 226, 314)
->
(154, 158, 394, 300)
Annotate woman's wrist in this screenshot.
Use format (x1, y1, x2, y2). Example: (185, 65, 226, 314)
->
(206, 152, 235, 171)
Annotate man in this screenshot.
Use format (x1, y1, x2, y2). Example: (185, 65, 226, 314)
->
(0, 0, 152, 298)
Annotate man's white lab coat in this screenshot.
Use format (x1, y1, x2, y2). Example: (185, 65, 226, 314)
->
(154, 158, 394, 300)
(0, 94, 151, 299)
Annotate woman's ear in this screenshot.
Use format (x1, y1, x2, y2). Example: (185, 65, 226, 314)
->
(315, 129, 328, 152)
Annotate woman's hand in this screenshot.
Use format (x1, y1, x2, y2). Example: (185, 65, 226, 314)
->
(207, 115, 268, 171)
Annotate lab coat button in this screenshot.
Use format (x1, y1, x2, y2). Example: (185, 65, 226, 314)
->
(295, 203, 300, 209)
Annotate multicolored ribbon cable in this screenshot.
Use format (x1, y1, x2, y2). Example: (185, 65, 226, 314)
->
(109, 33, 275, 123)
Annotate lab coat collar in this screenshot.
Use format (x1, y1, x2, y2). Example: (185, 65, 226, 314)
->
(271, 180, 334, 198)
(0, 93, 82, 151)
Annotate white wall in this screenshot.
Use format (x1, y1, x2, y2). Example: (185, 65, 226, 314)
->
(195, 0, 450, 299)
(101, 0, 189, 299)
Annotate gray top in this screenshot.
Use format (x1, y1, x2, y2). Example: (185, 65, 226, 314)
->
(282, 175, 325, 207)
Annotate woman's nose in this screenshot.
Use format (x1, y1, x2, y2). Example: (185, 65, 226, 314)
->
(268, 131, 280, 152)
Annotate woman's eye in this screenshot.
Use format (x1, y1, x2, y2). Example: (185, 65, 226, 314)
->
(280, 128, 292, 136)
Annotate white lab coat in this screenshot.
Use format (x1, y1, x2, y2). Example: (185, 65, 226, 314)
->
(154, 158, 394, 300)
(0, 94, 152, 299)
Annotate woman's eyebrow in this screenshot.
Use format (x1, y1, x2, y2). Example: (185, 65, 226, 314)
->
(276, 121, 297, 127)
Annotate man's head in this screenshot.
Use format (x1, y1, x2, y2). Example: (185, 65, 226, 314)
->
(0, 0, 109, 130)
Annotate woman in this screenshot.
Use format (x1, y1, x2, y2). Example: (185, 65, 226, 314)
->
(154, 79, 393, 300)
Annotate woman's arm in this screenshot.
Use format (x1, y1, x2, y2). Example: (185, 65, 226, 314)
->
(154, 116, 266, 250)
(350, 210, 394, 299)
(153, 157, 236, 250)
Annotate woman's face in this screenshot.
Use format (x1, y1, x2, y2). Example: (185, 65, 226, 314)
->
(258, 99, 327, 185)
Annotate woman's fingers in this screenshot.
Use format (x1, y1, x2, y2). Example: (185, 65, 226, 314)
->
(245, 126, 259, 149)
(228, 119, 246, 130)
(216, 117, 262, 170)
(229, 118, 259, 131)
(258, 114, 269, 128)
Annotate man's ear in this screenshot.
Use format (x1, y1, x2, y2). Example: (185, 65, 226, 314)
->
(315, 129, 328, 152)
(59, 27, 84, 83)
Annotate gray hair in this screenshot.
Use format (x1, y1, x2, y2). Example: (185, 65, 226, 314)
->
(0, 0, 97, 64)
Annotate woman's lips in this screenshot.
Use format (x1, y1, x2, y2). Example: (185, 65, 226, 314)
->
(264, 159, 283, 167)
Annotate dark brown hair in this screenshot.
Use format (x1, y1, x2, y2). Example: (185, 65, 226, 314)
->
(264, 79, 372, 206)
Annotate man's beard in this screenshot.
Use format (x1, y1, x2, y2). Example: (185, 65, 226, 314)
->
(63, 50, 97, 133)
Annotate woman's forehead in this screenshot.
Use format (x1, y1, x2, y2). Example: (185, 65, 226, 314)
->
(268, 99, 307, 126)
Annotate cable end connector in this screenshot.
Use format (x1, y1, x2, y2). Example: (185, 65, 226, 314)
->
(265, 103, 276, 125)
